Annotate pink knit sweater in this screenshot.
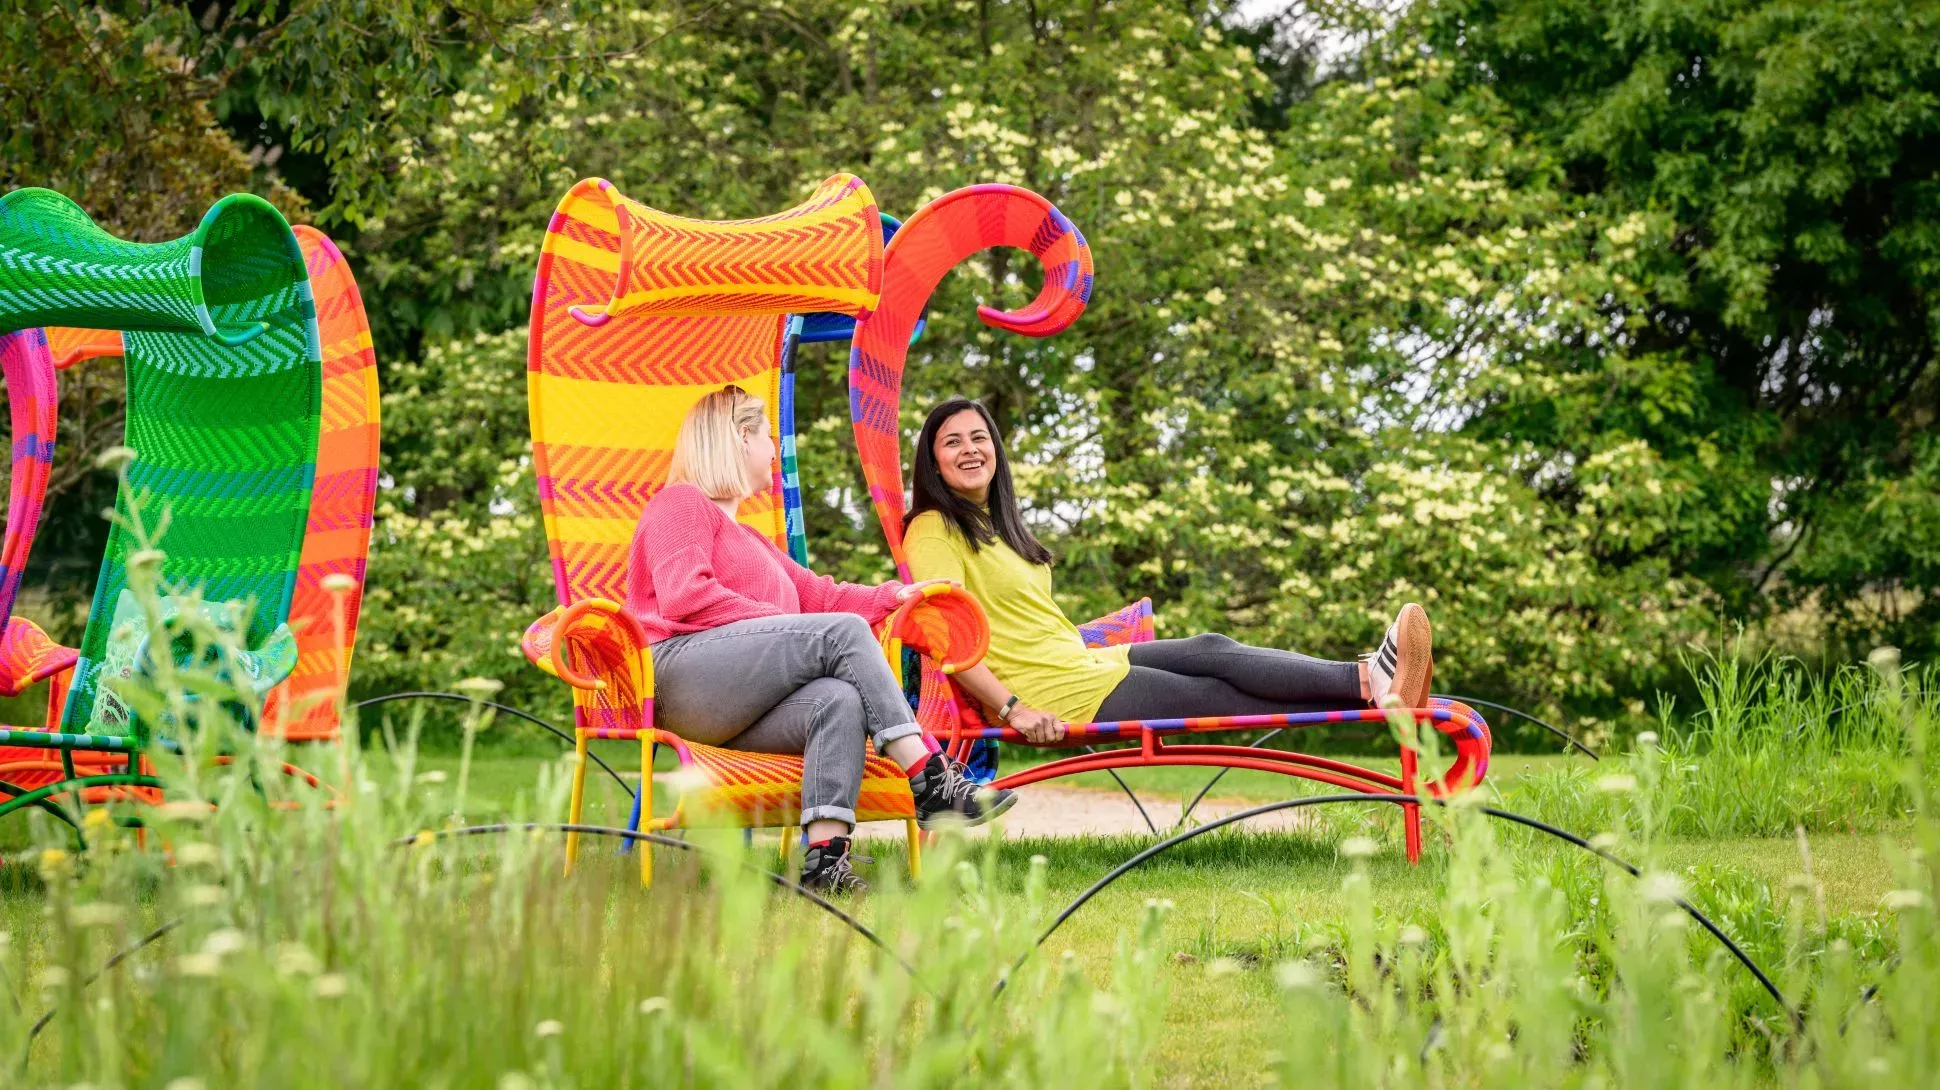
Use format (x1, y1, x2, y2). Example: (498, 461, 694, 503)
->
(626, 483, 904, 644)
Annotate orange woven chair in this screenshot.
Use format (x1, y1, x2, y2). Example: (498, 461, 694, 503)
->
(521, 174, 994, 887)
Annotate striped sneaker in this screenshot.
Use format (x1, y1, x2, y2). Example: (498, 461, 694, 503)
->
(1363, 603, 1433, 708)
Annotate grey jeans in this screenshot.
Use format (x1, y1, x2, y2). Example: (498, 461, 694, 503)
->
(650, 613, 921, 827)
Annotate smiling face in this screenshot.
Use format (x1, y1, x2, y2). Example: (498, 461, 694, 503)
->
(932, 408, 996, 504)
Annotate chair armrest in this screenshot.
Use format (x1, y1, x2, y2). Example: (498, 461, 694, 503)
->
(520, 599, 653, 696)
(0, 616, 78, 698)
(876, 583, 989, 676)
(1078, 597, 1154, 648)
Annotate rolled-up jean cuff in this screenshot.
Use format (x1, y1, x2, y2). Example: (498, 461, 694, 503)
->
(798, 804, 856, 828)
(875, 722, 924, 746)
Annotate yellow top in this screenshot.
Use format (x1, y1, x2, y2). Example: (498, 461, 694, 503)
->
(904, 510, 1130, 724)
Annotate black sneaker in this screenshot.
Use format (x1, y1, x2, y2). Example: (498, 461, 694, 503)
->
(800, 836, 868, 894)
(909, 753, 1018, 830)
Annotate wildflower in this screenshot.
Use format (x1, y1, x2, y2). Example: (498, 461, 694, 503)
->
(1635, 731, 1659, 748)
(158, 801, 212, 822)
(83, 807, 114, 832)
(1882, 889, 1929, 911)
(70, 903, 122, 929)
(1275, 961, 1322, 990)
(456, 676, 505, 699)
(176, 954, 221, 978)
(94, 445, 138, 471)
(1397, 925, 1428, 946)
(201, 929, 248, 957)
(1595, 774, 1637, 794)
(1339, 836, 1378, 859)
(1639, 872, 1684, 905)
(638, 996, 671, 1016)
(38, 966, 69, 988)
(1089, 993, 1125, 1017)
(183, 885, 224, 908)
(38, 848, 70, 879)
(165, 1078, 207, 1090)
(321, 573, 358, 594)
(416, 770, 448, 784)
(1590, 833, 1621, 851)
(128, 549, 167, 572)
(275, 944, 322, 977)
(176, 843, 220, 867)
(313, 973, 349, 998)
(534, 1019, 564, 1038)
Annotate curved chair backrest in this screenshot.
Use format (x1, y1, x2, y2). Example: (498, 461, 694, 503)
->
(0, 328, 58, 627)
(847, 185, 1093, 577)
(34, 228, 379, 740)
(527, 175, 884, 607)
(0, 187, 323, 733)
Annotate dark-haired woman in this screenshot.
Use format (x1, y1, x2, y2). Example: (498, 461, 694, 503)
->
(902, 399, 1434, 743)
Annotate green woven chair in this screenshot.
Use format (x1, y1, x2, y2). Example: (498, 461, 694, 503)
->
(0, 187, 322, 822)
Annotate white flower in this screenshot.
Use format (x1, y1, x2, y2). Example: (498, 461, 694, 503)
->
(313, 973, 349, 998)
(1339, 836, 1379, 859)
(1397, 925, 1428, 946)
(638, 996, 672, 1015)
(534, 1020, 564, 1038)
(70, 903, 123, 929)
(1596, 774, 1637, 794)
(176, 954, 221, 978)
(184, 885, 224, 908)
(1882, 889, 1929, 911)
(1640, 872, 1684, 905)
(1275, 961, 1322, 990)
(94, 445, 138, 471)
(321, 573, 358, 594)
(201, 929, 248, 957)
(1635, 731, 1659, 748)
(176, 843, 220, 867)
(166, 1078, 207, 1090)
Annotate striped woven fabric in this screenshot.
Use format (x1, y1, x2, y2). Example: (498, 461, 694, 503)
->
(526, 176, 914, 829)
(529, 175, 882, 604)
(0, 327, 56, 630)
(848, 184, 1093, 575)
(45, 326, 122, 369)
(260, 227, 379, 740)
(32, 228, 379, 740)
(0, 188, 323, 736)
(1076, 597, 1155, 649)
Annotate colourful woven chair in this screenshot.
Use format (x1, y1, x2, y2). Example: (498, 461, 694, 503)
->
(0, 188, 342, 826)
(847, 185, 1492, 862)
(521, 175, 992, 887)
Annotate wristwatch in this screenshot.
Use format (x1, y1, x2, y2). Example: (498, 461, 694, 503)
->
(997, 695, 1020, 722)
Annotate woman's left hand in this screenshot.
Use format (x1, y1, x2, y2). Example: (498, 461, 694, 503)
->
(896, 579, 957, 602)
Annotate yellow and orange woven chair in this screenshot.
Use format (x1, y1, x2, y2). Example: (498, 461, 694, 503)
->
(521, 175, 1001, 887)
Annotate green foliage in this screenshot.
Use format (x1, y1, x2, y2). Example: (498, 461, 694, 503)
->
(4, 0, 1933, 725)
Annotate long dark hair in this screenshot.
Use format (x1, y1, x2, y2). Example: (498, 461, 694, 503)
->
(905, 398, 1054, 565)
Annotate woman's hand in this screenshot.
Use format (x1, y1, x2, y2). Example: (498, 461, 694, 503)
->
(895, 579, 957, 602)
(1008, 704, 1066, 743)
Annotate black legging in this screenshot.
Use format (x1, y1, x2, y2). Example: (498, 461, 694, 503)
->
(1091, 633, 1363, 722)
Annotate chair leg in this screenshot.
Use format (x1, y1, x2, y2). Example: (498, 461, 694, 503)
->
(1399, 744, 1422, 864)
(905, 818, 921, 880)
(638, 732, 652, 889)
(43, 666, 72, 729)
(565, 729, 588, 876)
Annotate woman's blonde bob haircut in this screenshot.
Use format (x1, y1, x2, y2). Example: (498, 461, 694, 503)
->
(667, 384, 768, 501)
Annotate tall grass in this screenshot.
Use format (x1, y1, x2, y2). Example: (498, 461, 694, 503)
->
(4, 570, 1939, 1083)
(1508, 648, 1937, 839)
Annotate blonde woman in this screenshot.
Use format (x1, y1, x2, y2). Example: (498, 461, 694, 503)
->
(627, 386, 1014, 892)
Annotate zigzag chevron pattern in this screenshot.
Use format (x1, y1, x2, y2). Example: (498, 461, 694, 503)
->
(526, 176, 914, 831)
(261, 227, 380, 741)
(0, 190, 324, 737)
(845, 184, 1094, 577)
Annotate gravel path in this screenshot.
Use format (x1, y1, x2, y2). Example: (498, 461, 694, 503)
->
(854, 783, 1311, 840)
